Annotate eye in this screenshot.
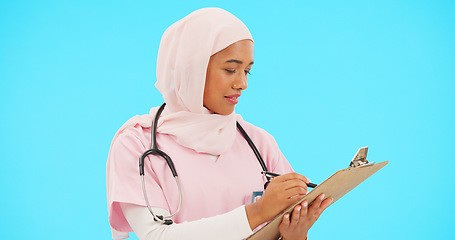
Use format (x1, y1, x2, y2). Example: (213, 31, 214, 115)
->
(244, 70, 251, 75)
(224, 69, 236, 74)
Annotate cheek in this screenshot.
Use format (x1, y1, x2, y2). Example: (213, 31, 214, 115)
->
(203, 71, 219, 105)
(205, 70, 226, 95)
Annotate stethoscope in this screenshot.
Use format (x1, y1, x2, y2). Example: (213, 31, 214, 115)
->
(139, 103, 271, 225)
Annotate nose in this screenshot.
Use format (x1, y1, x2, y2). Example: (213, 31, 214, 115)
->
(232, 73, 248, 90)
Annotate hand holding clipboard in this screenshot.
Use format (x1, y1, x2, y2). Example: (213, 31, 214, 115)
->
(247, 147, 389, 240)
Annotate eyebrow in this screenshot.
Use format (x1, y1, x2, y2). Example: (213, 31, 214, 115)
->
(225, 59, 254, 65)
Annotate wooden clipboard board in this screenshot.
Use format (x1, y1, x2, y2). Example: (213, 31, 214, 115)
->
(247, 147, 389, 240)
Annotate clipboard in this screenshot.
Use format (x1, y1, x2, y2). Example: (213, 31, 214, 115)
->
(247, 147, 389, 240)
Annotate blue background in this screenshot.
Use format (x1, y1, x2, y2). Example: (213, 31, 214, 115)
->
(1, 0, 454, 239)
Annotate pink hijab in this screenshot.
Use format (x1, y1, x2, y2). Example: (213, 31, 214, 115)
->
(109, 7, 253, 156)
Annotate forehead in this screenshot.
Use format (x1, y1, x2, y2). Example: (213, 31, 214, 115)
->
(210, 40, 254, 62)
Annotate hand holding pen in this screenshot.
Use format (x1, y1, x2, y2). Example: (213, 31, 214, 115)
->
(246, 172, 318, 229)
(262, 171, 318, 188)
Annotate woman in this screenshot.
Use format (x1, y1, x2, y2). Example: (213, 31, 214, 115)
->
(106, 8, 332, 240)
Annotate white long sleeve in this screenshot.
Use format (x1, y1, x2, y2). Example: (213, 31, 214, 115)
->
(120, 203, 254, 240)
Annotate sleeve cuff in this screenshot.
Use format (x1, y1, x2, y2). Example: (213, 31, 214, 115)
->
(237, 205, 254, 237)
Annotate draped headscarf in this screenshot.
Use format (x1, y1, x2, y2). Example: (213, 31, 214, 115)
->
(154, 7, 253, 154)
(109, 8, 253, 156)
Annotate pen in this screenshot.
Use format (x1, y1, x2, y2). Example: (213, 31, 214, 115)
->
(261, 171, 318, 188)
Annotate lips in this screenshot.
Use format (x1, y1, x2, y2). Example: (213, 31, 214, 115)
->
(225, 94, 240, 104)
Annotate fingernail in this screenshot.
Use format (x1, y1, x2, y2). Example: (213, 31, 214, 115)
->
(321, 194, 325, 199)
(303, 201, 308, 207)
(296, 206, 301, 211)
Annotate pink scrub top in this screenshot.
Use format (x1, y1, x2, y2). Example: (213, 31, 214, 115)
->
(107, 118, 293, 232)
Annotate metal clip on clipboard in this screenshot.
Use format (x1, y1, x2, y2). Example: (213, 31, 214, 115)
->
(349, 147, 373, 168)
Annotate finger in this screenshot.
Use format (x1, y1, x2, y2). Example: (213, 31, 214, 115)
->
(299, 201, 308, 222)
(290, 205, 302, 227)
(314, 198, 332, 217)
(268, 179, 308, 198)
(283, 186, 308, 199)
(281, 179, 309, 191)
(275, 172, 311, 184)
(308, 193, 324, 217)
(280, 213, 291, 230)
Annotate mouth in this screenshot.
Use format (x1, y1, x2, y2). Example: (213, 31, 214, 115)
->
(225, 94, 240, 104)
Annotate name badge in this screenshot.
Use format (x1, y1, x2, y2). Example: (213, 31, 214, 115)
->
(251, 191, 264, 203)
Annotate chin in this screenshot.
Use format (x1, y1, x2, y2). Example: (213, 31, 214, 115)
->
(215, 108, 235, 116)
(204, 103, 235, 115)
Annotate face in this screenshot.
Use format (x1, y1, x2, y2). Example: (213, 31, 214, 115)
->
(203, 40, 254, 115)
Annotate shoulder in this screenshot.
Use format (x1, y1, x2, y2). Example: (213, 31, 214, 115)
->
(236, 117, 292, 173)
(236, 117, 278, 150)
(111, 112, 154, 148)
(237, 117, 275, 140)
(118, 124, 150, 141)
(111, 124, 152, 158)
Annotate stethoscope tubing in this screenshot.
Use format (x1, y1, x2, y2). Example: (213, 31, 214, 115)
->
(141, 174, 182, 225)
(139, 103, 269, 224)
(140, 103, 181, 224)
